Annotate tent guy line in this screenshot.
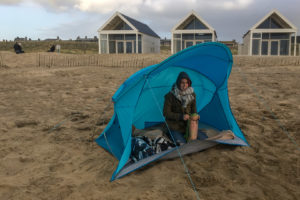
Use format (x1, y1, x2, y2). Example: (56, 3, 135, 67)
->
(234, 65, 300, 152)
(146, 79, 201, 200)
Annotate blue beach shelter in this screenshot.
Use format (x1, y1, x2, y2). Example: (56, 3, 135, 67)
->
(96, 42, 248, 181)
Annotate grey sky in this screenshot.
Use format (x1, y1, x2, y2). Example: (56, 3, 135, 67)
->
(1, 0, 299, 42)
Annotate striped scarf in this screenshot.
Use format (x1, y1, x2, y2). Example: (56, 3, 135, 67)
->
(171, 85, 195, 108)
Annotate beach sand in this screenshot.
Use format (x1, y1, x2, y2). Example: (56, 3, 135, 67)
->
(0, 52, 299, 200)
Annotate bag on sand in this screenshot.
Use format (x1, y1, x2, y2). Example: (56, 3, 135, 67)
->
(131, 137, 154, 162)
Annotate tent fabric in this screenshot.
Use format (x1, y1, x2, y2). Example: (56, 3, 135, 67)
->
(96, 42, 248, 181)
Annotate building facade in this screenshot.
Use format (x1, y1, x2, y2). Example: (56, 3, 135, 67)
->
(240, 9, 297, 56)
(171, 11, 217, 54)
(98, 12, 160, 54)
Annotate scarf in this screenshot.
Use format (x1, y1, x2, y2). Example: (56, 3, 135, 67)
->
(171, 85, 195, 108)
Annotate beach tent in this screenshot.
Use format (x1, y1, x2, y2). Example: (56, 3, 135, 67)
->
(96, 42, 248, 181)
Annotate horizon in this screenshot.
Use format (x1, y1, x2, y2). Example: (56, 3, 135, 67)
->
(1, 0, 300, 42)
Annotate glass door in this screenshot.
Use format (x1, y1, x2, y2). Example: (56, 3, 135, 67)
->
(280, 40, 289, 55)
(185, 40, 194, 49)
(126, 41, 133, 53)
(261, 41, 268, 55)
(270, 40, 279, 55)
(109, 41, 116, 53)
(116, 41, 124, 54)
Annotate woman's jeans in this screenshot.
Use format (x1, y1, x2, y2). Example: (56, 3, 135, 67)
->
(170, 130, 186, 144)
(170, 130, 208, 144)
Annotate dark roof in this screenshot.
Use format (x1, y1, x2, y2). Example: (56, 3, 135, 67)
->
(243, 30, 250, 38)
(120, 13, 160, 38)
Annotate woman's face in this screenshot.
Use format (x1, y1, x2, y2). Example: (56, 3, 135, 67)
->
(180, 78, 189, 91)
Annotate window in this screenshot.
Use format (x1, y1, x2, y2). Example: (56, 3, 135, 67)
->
(270, 41, 279, 55)
(138, 34, 142, 53)
(117, 42, 124, 53)
(261, 41, 268, 55)
(134, 41, 136, 53)
(183, 17, 207, 30)
(138, 41, 142, 53)
(100, 34, 107, 40)
(109, 34, 124, 40)
(126, 41, 133, 53)
(173, 34, 181, 39)
(262, 33, 270, 39)
(252, 39, 260, 55)
(115, 21, 133, 30)
(280, 40, 289, 55)
(182, 34, 194, 40)
(252, 33, 261, 38)
(173, 40, 181, 53)
(100, 34, 108, 53)
(195, 33, 212, 40)
(100, 40, 107, 53)
(257, 17, 283, 29)
(109, 41, 116, 53)
(125, 34, 136, 40)
(270, 33, 289, 39)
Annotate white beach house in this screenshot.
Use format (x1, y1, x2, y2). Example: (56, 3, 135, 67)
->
(171, 11, 217, 54)
(240, 9, 297, 56)
(98, 12, 160, 54)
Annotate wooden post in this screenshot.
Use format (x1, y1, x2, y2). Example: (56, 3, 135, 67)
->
(0, 52, 2, 67)
(38, 53, 40, 67)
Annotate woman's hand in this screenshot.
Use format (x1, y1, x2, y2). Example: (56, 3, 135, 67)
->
(190, 114, 200, 121)
(183, 114, 190, 121)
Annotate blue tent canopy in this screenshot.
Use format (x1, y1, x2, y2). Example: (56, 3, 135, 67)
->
(96, 42, 248, 181)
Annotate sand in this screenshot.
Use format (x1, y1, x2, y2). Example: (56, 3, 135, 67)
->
(0, 51, 299, 200)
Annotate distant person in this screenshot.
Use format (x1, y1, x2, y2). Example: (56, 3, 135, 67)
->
(48, 44, 55, 52)
(13, 42, 24, 54)
(55, 44, 61, 53)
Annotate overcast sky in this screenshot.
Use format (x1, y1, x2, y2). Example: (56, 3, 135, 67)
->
(0, 0, 299, 42)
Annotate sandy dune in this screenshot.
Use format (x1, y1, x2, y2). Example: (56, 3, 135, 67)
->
(0, 52, 299, 200)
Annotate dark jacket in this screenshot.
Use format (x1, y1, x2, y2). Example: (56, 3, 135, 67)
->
(49, 45, 55, 52)
(163, 92, 197, 133)
(13, 43, 22, 53)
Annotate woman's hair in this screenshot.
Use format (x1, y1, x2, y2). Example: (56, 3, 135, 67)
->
(176, 72, 192, 88)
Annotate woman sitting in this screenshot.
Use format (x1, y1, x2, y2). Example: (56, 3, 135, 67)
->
(163, 72, 200, 144)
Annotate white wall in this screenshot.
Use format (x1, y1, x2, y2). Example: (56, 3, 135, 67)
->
(238, 44, 243, 55)
(142, 34, 160, 53)
(242, 33, 250, 55)
(98, 32, 101, 54)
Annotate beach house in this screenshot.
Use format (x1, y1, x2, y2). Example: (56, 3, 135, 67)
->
(171, 11, 217, 54)
(240, 9, 297, 56)
(98, 12, 160, 54)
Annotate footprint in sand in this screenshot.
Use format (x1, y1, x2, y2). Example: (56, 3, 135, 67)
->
(194, 174, 220, 187)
